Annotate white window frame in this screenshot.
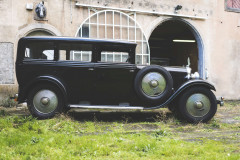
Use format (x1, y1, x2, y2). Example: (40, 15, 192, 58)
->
(75, 10, 150, 65)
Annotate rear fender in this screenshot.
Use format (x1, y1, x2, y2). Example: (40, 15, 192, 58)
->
(18, 76, 68, 104)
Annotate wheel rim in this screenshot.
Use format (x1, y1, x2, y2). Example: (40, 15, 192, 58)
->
(141, 72, 166, 97)
(33, 89, 58, 114)
(186, 93, 211, 118)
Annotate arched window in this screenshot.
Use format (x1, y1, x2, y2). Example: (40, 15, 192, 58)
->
(76, 10, 150, 65)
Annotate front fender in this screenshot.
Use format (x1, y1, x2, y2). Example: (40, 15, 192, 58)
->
(174, 79, 216, 92)
(144, 79, 216, 110)
(18, 76, 68, 104)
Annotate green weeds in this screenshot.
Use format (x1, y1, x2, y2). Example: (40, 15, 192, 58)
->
(233, 116, 240, 120)
(0, 115, 239, 160)
(0, 101, 239, 159)
(1, 96, 17, 108)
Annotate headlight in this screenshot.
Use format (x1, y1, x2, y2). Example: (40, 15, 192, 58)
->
(191, 72, 200, 79)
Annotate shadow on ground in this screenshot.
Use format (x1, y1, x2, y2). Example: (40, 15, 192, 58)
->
(1, 102, 240, 124)
(0, 105, 176, 122)
(67, 109, 175, 123)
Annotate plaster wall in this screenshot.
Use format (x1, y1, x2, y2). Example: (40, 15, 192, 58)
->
(0, 0, 239, 99)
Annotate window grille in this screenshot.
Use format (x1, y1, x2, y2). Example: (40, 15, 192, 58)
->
(225, 0, 240, 12)
(76, 10, 150, 65)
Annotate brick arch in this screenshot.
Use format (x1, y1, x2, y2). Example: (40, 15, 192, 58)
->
(18, 23, 62, 38)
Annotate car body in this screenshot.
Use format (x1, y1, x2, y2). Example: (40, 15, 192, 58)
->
(16, 36, 222, 123)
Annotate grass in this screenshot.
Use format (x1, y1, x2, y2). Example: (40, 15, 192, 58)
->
(0, 102, 239, 159)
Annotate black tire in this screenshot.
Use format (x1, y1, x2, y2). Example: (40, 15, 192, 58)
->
(168, 105, 175, 112)
(134, 65, 173, 104)
(27, 84, 64, 119)
(168, 100, 177, 113)
(177, 86, 217, 123)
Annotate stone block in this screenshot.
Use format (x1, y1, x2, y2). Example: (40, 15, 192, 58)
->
(0, 42, 14, 84)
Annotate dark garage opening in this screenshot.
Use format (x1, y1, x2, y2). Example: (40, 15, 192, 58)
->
(149, 19, 199, 73)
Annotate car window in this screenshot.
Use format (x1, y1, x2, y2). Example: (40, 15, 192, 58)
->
(100, 51, 129, 63)
(25, 42, 54, 60)
(59, 43, 92, 62)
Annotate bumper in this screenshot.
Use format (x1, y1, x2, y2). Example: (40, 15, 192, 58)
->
(217, 97, 224, 106)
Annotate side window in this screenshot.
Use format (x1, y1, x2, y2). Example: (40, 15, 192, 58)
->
(25, 42, 54, 60)
(70, 51, 92, 62)
(100, 51, 129, 63)
(59, 43, 92, 62)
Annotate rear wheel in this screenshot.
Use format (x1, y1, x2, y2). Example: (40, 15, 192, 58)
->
(177, 87, 217, 123)
(27, 84, 64, 119)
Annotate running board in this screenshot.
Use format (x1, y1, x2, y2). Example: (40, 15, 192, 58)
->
(69, 104, 144, 110)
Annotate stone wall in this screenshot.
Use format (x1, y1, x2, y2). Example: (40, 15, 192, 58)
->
(0, 43, 14, 84)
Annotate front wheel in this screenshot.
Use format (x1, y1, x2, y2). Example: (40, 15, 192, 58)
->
(27, 84, 64, 119)
(177, 87, 217, 123)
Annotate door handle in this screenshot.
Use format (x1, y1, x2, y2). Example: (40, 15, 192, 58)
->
(129, 70, 134, 72)
(88, 68, 94, 71)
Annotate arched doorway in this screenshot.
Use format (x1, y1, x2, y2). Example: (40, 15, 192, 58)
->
(18, 23, 62, 38)
(149, 19, 204, 78)
(26, 30, 53, 36)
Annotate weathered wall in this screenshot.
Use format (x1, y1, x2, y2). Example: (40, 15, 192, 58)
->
(209, 0, 240, 99)
(0, 0, 239, 99)
(0, 43, 14, 84)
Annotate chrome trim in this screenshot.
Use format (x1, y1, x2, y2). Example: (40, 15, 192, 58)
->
(191, 72, 200, 79)
(129, 69, 135, 72)
(70, 105, 144, 110)
(41, 97, 50, 105)
(137, 65, 188, 73)
(195, 101, 203, 109)
(136, 65, 147, 69)
(33, 89, 58, 114)
(186, 66, 192, 79)
(217, 97, 224, 106)
(186, 93, 211, 117)
(164, 66, 188, 73)
(141, 72, 166, 97)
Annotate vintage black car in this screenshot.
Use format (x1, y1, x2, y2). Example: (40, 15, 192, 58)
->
(15, 36, 223, 123)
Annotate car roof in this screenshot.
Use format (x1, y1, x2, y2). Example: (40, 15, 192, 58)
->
(20, 36, 137, 46)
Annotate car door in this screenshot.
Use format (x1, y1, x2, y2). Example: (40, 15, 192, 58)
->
(55, 42, 96, 104)
(93, 51, 137, 104)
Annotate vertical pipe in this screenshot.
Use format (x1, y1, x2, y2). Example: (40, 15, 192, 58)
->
(134, 13, 136, 43)
(127, 16, 129, 41)
(113, 11, 115, 39)
(88, 8, 91, 38)
(105, 11, 107, 39)
(113, 11, 115, 61)
(97, 12, 99, 38)
(120, 13, 122, 40)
